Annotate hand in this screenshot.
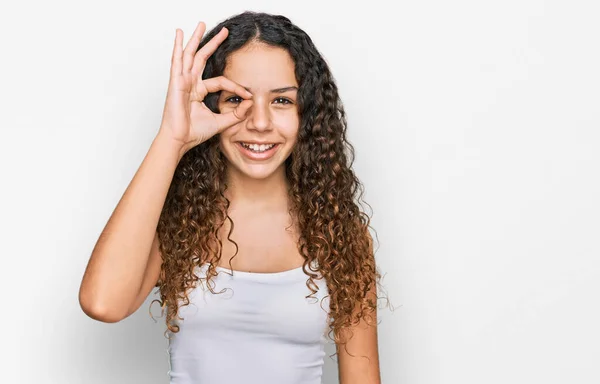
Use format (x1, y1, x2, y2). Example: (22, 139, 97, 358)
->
(158, 22, 253, 154)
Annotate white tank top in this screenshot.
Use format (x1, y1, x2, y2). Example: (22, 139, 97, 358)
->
(165, 261, 331, 384)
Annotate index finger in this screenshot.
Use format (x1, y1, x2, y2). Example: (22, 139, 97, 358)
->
(191, 27, 229, 74)
(182, 22, 206, 73)
(203, 76, 253, 98)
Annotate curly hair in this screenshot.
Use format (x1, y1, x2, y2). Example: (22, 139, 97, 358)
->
(151, 11, 390, 355)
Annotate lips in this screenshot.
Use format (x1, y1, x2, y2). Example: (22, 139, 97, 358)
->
(240, 142, 277, 151)
(236, 142, 280, 160)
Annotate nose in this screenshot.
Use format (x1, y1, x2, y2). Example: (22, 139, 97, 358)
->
(245, 98, 271, 132)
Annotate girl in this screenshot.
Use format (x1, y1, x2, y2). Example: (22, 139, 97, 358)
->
(80, 11, 387, 384)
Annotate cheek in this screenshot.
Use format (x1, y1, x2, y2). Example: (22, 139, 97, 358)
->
(273, 113, 300, 140)
(219, 124, 244, 143)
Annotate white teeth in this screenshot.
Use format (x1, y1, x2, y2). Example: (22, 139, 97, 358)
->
(241, 143, 276, 152)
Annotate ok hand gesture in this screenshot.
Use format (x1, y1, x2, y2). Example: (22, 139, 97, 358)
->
(158, 22, 253, 154)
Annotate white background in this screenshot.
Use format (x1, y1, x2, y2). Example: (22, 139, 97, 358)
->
(1, 0, 599, 383)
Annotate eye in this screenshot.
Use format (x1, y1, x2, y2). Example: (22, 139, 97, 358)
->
(225, 96, 243, 104)
(273, 97, 293, 105)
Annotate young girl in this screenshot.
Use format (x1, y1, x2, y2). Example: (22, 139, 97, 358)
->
(80, 11, 387, 384)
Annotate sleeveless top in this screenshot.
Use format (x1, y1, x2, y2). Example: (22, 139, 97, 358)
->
(165, 261, 331, 384)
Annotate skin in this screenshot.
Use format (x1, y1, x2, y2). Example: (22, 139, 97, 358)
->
(79, 21, 380, 382)
(218, 42, 300, 200)
(337, 279, 381, 384)
(215, 42, 381, 383)
(214, 42, 304, 273)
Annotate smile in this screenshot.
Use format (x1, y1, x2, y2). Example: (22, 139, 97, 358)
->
(236, 142, 280, 160)
(240, 142, 277, 152)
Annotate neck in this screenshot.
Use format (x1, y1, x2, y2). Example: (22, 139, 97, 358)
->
(224, 165, 290, 213)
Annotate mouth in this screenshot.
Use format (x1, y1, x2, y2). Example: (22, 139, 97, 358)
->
(236, 142, 280, 160)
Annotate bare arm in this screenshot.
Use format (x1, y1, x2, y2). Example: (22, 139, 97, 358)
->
(78, 132, 184, 322)
(78, 23, 253, 323)
(337, 279, 381, 384)
(338, 229, 381, 383)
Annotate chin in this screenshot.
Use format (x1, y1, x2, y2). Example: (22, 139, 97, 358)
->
(235, 163, 285, 180)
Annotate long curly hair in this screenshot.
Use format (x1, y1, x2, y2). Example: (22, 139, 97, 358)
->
(151, 11, 389, 353)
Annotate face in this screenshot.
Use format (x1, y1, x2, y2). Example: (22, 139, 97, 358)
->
(217, 43, 300, 180)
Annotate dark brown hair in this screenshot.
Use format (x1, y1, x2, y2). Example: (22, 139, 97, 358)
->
(152, 11, 390, 356)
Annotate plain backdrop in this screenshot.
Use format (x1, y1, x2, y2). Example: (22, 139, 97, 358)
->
(1, 0, 599, 383)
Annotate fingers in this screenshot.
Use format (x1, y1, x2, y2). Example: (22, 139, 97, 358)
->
(171, 22, 228, 79)
(182, 22, 206, 73)
(203, 76, 253, 99)
(214, 99, 254, 133)
(203, 75, 253, 133)
(191, 27, 229, 76)
(170, 29, 183, 77)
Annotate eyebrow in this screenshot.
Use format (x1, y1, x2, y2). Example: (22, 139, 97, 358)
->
(242, 86, 298, 93)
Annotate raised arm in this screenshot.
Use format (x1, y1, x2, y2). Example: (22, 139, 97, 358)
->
(78, 22, 253, 322)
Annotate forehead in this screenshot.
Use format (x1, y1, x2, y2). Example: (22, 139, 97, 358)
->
(223, 43, 298, 89)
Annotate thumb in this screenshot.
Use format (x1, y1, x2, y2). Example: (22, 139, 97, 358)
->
(214, 99, 253, 133)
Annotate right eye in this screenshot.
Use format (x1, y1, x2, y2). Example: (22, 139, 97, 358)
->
(225, 96, 243, 104)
